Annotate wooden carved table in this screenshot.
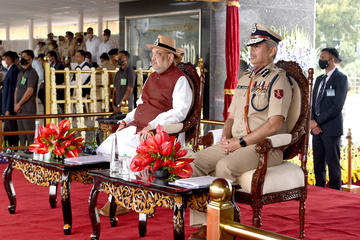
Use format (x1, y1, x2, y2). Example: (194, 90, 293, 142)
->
(3, 152, 109, 235)
(88, 170, 241, 240)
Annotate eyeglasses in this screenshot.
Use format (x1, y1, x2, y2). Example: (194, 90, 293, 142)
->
(149, 51, 169, 59)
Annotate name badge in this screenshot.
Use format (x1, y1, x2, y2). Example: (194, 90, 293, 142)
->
(121, 78, 127, 85)
(237, 85, 248, 89)
(21, 77, 27, 85)
(326, 89, 335, 97)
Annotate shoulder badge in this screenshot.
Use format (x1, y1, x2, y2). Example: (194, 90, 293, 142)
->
(260, 68, 270, 78)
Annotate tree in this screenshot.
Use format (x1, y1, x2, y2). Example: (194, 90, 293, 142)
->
(316, 0, 360, 71)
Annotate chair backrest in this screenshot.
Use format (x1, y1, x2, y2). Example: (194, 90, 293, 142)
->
(274, 60, 313, 160)
(176, 61, 205, 151)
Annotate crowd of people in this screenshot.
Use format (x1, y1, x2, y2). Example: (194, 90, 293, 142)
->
(0, 27, 137, 148)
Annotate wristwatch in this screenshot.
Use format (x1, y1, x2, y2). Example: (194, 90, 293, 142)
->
(239, 137, 247, 147)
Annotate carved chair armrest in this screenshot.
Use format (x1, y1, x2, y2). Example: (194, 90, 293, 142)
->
(198, 132, 214, 149)
(251, 133, 293, 196)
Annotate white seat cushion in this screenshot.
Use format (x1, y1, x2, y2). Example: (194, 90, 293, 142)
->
(236, 161, 305, 194)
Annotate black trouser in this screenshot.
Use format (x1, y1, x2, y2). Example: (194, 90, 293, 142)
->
(3, 119, 19, 147)
(38, 87, 65, 112)
(313, 134, 342, 190)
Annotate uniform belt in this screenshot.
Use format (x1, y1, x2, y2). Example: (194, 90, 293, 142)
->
(244, 77, 254, 134)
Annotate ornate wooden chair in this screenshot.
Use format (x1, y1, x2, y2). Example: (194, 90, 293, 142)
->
(198, 60, 313, 239)
(162, 61, 205, 151)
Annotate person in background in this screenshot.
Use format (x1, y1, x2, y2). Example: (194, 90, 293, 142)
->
(2, 51, 20, 147)
(97, 29, 113, 64)
(112, 50, 136, 112)
(31, 54, 44, 102)
(99, 52, 110, 67)
(37, 42, 47, 56)
(85, 27, 100, 66)
(58, 35, 65, 62)
(175, 47, 185, 64)
(37, 54, 45, 65)
(49, 40, 61, 62)
(40, 51, 65, 113)
(71, 33, 87, 62)
(14, 53, 22, 71)
(70, 50, 91, 98)
(0, 40, 5, 56)
(311, 47, 348, 190)
(85, 51, 93, 67)
(107, 48, 121, 85)
(45, 32, 54, 50)
(62, 31, 75, 68)
(14, 50, 38, 146)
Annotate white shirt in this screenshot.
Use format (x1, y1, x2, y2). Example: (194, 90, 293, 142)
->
(70, 61, 90, 85)
(97, 40, 113, 64)
(85, 36, 101, 63)
(122, 75, 193, 129)
(32, 59, 44, 93)
(317, 67, 336, 97)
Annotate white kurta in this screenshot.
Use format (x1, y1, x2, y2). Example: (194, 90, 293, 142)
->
(96, 74, 193, 157)
(85, 37, 101, 63)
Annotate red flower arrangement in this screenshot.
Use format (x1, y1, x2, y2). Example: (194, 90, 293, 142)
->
(130, 125, 194, 181)
(29, 119, 84, 159)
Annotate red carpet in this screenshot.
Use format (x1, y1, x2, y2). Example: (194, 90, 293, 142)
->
(1, 163, 360, 240)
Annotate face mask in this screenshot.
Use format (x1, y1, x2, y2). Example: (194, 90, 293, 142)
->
(49, 46, 54, 51)
(104, 36, 109, 41)
(59, 41, 64, 44)
(319, 59, 330, 69)
(20, 58, 29, 66)
(48, 58, 53, 65)
(87, 34, 92, 39)
(77, 38, 82, 43)
(85, 58, 90, 63)
(114, 55, 119, 61)
(118, 58, 124, 66)
(37, 45, 40, 49)
(2, 60, 8, 69)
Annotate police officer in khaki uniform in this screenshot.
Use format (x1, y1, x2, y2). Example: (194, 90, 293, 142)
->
(62, 31, 75, 68)
(70, 32, 87, 62)
(188, 23, 293, 240)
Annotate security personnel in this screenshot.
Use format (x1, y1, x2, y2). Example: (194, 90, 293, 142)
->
(70, 32, 87, 61)
(62, 31, 75, 68)
(188, 23, 293, 240)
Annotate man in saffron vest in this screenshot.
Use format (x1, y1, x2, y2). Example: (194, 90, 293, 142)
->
(96, 35, 193, 216)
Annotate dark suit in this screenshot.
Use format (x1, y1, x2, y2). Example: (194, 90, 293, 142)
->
(311, 68, 348, 190)
(38, 61, 65, 111)
(2, 64, 20, 146)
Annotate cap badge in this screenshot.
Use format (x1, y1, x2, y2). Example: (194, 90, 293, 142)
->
(154, 38, 160, 46)
(251, 23, 257, 33)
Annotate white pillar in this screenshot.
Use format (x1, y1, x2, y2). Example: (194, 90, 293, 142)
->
(5, 25, 10, 50)
(98, 16, 103, 41)
(78, 13, 84, 33)
(47, 20, 52, 34)
(29, 19, 34, 50)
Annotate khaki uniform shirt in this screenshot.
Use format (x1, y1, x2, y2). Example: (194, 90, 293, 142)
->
(62, 39, 75, 66)
(228, 62, 292, 138)
(38, 47, 47, 56)
(58, 43, 65, 61)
